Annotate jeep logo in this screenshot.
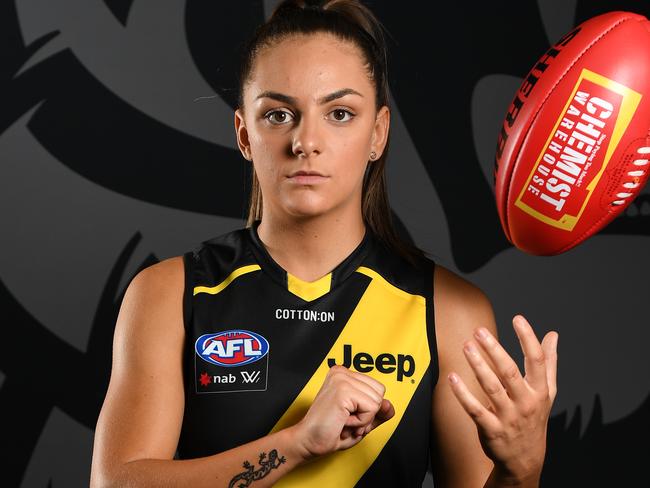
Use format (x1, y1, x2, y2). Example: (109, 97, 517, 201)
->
(327, 344, 415, 382)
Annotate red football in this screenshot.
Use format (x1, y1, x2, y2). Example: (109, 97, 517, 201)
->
(494, 11, 650, 255)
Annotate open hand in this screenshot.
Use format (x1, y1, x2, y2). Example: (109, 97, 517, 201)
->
(447, 314, 558, 482)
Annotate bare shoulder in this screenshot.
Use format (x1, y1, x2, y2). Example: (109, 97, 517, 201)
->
(433, 264, 490, 305)
(433, 264, 496, 344)
(131, 255, 185, 291)
(114, 255, 187, 339)
(432, 263, 498, 382)
(109, 254, 187, 391)
(114, 254, 186, 357)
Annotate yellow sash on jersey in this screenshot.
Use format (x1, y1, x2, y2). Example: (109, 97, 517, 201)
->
(268, 266, 431, 487)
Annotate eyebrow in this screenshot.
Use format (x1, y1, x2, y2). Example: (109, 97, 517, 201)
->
(254, 88, 363, 105)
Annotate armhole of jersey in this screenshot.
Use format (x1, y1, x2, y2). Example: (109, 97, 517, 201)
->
(427, 260, 439, 396)
(182, 251, 194, 334)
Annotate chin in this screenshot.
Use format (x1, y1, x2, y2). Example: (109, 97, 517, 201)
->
(282, 201, 333, 220)
(280, 192, 326, 212)
(285, 207, 329, 220)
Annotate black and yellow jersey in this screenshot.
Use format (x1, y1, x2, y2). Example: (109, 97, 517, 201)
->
(177, 219, 439, 487)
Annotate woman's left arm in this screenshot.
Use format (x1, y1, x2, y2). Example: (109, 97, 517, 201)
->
(431, 265, 558, 488)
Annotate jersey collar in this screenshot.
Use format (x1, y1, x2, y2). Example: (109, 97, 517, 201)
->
(247, 219, 374, 301)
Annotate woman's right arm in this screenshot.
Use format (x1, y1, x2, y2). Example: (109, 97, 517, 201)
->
(90, 256, 394, 487)
(89, 256, 310, 488)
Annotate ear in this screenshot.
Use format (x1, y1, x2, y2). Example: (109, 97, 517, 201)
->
(370, 105, 390, 159)
(234, 108, 252, 161)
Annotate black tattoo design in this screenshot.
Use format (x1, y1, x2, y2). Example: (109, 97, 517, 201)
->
(228, 449, 287, 488)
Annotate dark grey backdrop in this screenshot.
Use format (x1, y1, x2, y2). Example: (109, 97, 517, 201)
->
(1, 1, 648, 487)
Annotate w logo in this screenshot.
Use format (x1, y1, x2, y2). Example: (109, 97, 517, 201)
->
(240, 371, 261, 383)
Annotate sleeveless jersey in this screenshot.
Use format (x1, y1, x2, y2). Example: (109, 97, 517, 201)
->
(177, 220, 439, 487)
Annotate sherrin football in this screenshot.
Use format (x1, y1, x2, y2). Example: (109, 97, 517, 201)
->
(494, 11, 650, 255)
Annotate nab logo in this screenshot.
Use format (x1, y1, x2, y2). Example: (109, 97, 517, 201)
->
(195, 330, 269, 367)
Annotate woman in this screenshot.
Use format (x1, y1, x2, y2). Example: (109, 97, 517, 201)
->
(90, 1, 558, 487)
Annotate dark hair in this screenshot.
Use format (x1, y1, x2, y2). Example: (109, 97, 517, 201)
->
(237, 0, 430, 267)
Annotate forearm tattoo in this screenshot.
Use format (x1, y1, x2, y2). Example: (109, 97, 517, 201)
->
(228, 449, 287, 488)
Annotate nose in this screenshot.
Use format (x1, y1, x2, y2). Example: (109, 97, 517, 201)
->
(291, 111, 322, 159)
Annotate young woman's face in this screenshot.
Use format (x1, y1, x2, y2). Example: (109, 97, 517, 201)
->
(235, 32, 389, 221)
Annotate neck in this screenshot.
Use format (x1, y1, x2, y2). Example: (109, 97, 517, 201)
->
(255, 210, 366, 283)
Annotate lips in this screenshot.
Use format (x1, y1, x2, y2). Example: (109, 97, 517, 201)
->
(288, 170, 326, 177)
(287, 170, 329, 185)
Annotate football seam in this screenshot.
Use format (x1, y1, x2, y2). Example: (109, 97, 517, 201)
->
(504, 15, 637, 247)
(555, 144, 650, 254)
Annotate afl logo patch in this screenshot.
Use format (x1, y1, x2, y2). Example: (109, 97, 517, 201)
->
(195, 330, 269, 367)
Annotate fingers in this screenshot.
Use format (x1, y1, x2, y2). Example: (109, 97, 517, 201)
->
(351, 399, 395, 437)
(328, 365, 394, 435)
(340, 374, 385, 406)
(305, 365, 395, 454)
(462, 316, 558, 414)
(541, 331, 559, 402)
(462, 340, 512, 413)
(472, 325, 528, 402)
(330, 365, 387, 398)
(328, 371, 385, 427)
(328, 366, 386, 412)
(371, 398, 395, 425)
(447, 371, 500, 433)
(343, 388, 383, 427)
(512, 315, 549, 393)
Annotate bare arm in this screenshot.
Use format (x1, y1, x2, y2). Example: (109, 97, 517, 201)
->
(431, 265, 557, 488)
(430, 265, 496, 487)
(89, 256, 310, 488)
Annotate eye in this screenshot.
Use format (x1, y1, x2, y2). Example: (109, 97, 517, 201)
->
(329, 108, 355, 122)
(264, 109, 294, 125)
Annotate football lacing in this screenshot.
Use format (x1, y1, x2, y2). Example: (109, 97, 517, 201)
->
(610, 147, 650, 206)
